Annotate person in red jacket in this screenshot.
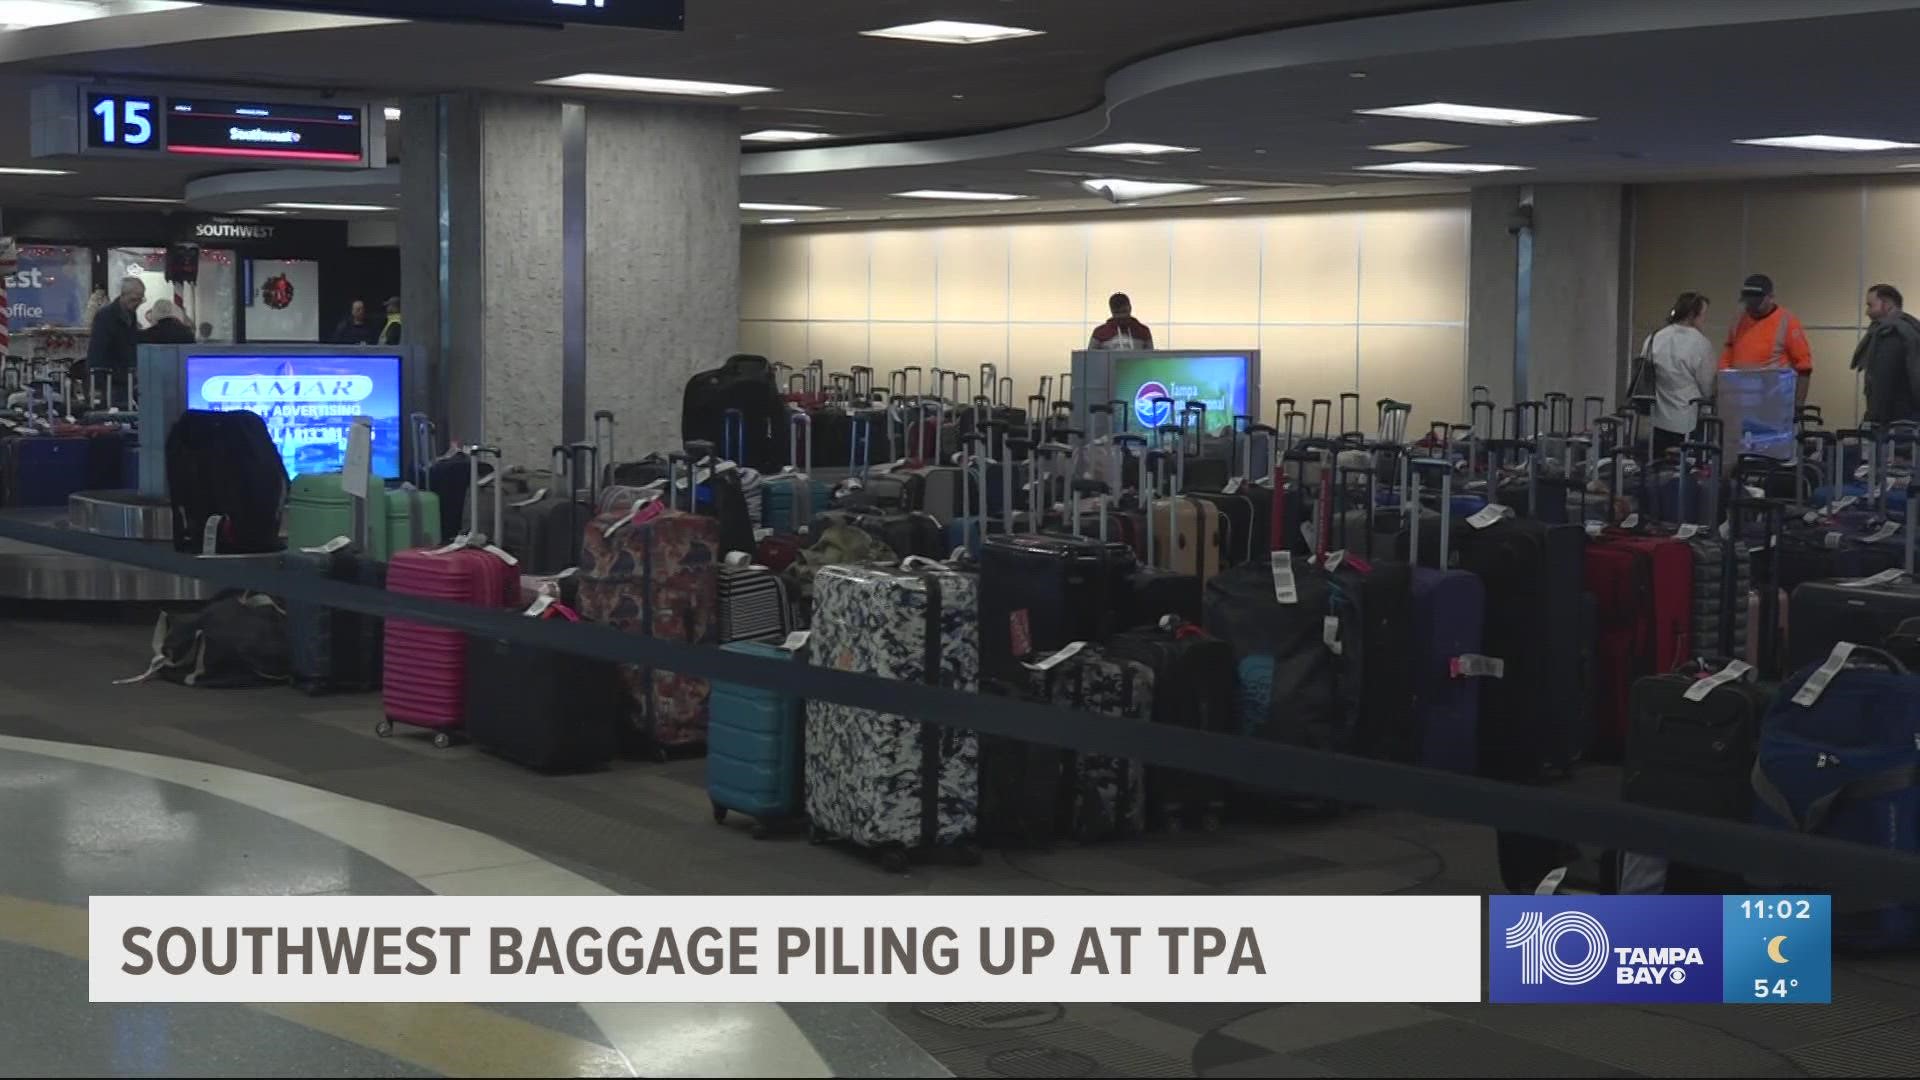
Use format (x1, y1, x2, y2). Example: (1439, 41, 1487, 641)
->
(1089, 292, 1154, 350)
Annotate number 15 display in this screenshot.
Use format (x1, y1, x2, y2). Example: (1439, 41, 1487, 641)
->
(87, 93, 159, 150)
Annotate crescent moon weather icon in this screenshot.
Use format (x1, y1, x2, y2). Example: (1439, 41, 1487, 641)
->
(1766, 935, 1790, 964)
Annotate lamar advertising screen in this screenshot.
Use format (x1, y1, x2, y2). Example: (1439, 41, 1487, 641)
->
(1112, 353, 1251, 435)
(185, 353, 402, 479)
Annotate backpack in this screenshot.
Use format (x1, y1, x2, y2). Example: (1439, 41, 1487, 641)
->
(167, 409, 288, 554)
(120, 592, 293, 689)
(681, 355, 787, 472)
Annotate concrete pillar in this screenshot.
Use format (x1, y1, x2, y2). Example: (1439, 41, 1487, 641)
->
(400, 93, 739, 472)
(1468, 183, 1628, 424)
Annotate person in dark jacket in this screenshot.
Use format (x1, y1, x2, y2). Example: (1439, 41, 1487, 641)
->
(84, 276, 145, 374)
(1853, 283, 1920, 424)
(332, 299, 381, 345)
(141, 299, 198, 345)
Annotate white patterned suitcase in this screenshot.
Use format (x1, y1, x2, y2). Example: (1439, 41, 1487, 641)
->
(805, 561, 980, 869)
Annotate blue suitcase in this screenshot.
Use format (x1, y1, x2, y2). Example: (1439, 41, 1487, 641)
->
(1753, 644, 1920, 950)
(1404, 463, 1484, 772)
(1, 435, 90, 506)
(707, 641, 805, 832)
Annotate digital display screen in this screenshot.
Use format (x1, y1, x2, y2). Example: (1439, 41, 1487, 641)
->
(1113, 354, 1252, 435)
(167, 98, 364, 164)
(185, 354, 403, 480)
(86, 92, 161, 152)
(194, 1, 684, 30)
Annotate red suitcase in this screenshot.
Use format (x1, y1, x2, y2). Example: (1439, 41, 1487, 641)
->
(379, 448, 521, 747)
(1584, 529, 1694, 754)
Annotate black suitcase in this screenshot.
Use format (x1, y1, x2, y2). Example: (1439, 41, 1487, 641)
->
(1785, 496, 1920, 671)
(500, 445, 593, 574)
(1615, 659, 1768, 893)
(977, 530, 1127, 679)
(464, 623, 624, 772)
(980, 647, 1150, 846)
(1107, 619, 1236, 830)
(165, 408, 288, 554)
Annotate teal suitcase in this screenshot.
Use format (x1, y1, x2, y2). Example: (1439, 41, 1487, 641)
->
(707, 641, 804, 834)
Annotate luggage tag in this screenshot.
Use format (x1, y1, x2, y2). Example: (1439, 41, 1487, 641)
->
(1467, 504, 1512, 530)
(1024, 641, 1086, 672)
(524, 593, 557, 618)
(483, 543, 518, 566)
(201, 514, 225, 556)
(1826, 494, 1858, 514)
(900, 555, 947, 571)
(301, 536, 353, 555)
(1683, 659, 1753, 702)
(1322, 616, 1343, 656)
(1223, 477, 1244, 494)
(1270, 552, 1298, 605)
(1839, 568, 1908, 588)
(1450, 654, 1506, 678)
(1676, 524, 1702, 540)
(510, 487, 549, 508)
(1620, 512, 1639, 530)
(1866, 521, 1902, 544)
(724, 551, 754, 567)
(1584, 521, 1604, 538)
(600, 494, 660, 538)
(1792, 641, 1859, 707)
(1856, 462, 1873, 479)
(780, 630, 810, 652)
(1315, 550, 1345, 573)
(753, 527, 774, 542)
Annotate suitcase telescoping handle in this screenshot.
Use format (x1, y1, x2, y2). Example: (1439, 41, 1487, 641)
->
(789, 409, 813, 474)
(1543, 392, 1572, 437)
(850, 364, 873, 401)
(1003, 435, 1032, 534)
(1338, 393, 1360, 438)
(979, 363, 997, 404)
(1001, 377, 1015, 410)
(722, 408, 746, 464)
(1582, 395, 1606, 432)
(593, 409, 616, 472)
(1157, 423, 1185, 494)
(1247, 423, 1278, 485)
(1028, 394, 1048, 443)
(1072, 478, 1110, 543)
(960, 431, 984, 546)
(469, 445, 504, 543)
(1309, 398, 1332, 439)
(408, 412, 434, 488)
(1143, 447, 1171, 566)
(1408, 457, 1455, 570)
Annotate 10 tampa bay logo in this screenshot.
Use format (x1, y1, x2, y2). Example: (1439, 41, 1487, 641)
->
(1489, 896, 1722, 1004)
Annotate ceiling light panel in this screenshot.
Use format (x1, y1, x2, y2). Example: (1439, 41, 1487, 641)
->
(1081, 178, 1206, 200)
(1071, 142, 1198, 156)
(1735, 134, 1920, 152)
(539, 74, 773, 97)
(740, 201, 829, 212)
(757, 218, 796, 225)
(383, 106, 402, 121)
(1356, 102, 1592, 127)
(0, 165, 73, 176)
(266, 202, 391, 212)
(860, 20, 1043, 45)
(92, 196, 183, 204)
(742, 129, 830, 143)
(1355, 161, 1529, 175)
(1368, 141, 1467, 153)
(891, 190, 1027, 201)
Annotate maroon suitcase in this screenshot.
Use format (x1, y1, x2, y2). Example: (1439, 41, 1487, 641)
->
(578, 452, 721, 758)
(379, 448, 521, 747)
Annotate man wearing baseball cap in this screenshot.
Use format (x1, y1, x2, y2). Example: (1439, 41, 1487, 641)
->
(1720, 273, 1813, 406)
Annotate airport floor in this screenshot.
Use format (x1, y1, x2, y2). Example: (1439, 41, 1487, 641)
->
(1, 611, 1918, 1077)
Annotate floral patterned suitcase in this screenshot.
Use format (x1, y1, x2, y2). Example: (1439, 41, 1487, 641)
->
(805, 561, 981, 869)
(578, 492, 720, 758)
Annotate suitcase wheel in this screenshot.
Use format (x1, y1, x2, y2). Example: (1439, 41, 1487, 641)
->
(711, 801, 728, 825)
(432, 731, 452, 750)
(807, 823, 830, 846)
(879, 846, 911, 874)
(954, 841, 983, 867)
(749, 822, 771, 841)
(375, 718, 394, 738)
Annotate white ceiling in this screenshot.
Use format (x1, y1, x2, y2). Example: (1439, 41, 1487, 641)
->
(3, 0, 1920, 226)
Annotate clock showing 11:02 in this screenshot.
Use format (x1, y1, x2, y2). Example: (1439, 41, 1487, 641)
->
(1722, 895, 1831, 1003)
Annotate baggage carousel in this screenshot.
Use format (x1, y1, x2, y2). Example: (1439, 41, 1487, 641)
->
(0, 491, 271, 602)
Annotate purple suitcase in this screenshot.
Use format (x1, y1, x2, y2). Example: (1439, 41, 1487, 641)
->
(1406, 460, 1484, 773)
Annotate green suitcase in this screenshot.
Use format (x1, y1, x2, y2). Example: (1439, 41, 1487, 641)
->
(287, 475, 441, 561)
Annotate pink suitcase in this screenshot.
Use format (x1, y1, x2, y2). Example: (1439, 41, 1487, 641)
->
(379, 447, 520, 747)
(578, 452, 720, 759)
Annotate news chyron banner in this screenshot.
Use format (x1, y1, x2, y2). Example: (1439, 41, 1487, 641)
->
(91, 896, 1481, 1004)
(88, 894, 1834, 1004)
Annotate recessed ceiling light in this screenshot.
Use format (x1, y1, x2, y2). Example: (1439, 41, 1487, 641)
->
(860, 20, 1043, 45)
(1081, 178, 1206, 200)
(235, 209, 292, 216)
(1356, 102, 1593, 127)
(742, 129, 831, 143)
(266, 202, 391, 212)
(892, 190, 1027, 201)
(740, 201, 830, 212)
(92, 196, 183, 205)
(1355, 161, 1530, 175)
(0, 165, 73, 176)
(1368, 141, 1468, 153)
(1071, 142, 1199, 156)
(1735, 134, 1920, 152)
(1211, 196, 1247, 203)
(1349, 71, 1368, 79)
(539, 74, 774, 97)
(758, 218, 796, 225)
(383, 106, 402, 121)
(0, 0, 122, 30)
